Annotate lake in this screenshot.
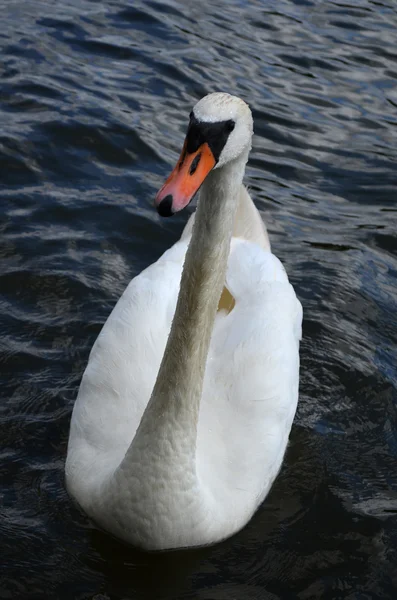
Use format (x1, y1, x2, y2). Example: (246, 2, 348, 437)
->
(1, 0, 397, 598)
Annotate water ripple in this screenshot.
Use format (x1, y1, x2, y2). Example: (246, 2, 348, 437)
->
(1, 0, 397, 598)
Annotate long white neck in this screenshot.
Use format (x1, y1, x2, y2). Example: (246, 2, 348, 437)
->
(125, 151, 249, 470)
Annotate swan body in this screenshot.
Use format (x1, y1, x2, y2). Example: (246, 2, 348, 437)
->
(66, 93, 302, 550)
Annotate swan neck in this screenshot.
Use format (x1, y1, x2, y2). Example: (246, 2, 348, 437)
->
(131, 152, 248, 461)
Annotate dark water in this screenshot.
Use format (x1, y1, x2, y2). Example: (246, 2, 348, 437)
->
(1, 0, 397, 598)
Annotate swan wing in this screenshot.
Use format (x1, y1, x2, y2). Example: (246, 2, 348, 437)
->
(66, 239, 188, 490)
(197, 238, 302, 513)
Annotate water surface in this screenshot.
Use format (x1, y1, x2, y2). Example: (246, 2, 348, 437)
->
(1, 0, 397, 598)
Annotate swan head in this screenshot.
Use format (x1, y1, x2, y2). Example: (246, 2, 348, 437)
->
(155, 92, 253, 217)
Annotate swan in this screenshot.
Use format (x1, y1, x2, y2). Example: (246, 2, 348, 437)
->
(65, 92, 302, 551)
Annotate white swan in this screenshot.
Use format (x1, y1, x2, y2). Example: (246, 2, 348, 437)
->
(65, 93, 302, 551)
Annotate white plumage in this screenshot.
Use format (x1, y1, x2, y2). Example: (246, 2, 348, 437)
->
(66, 93, 302, 550)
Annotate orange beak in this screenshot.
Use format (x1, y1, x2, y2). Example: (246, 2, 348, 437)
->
(155, 141, 216, 216)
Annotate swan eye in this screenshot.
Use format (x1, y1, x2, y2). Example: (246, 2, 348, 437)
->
(189, 111, 194, 120)
(225, 120, 235, 133)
